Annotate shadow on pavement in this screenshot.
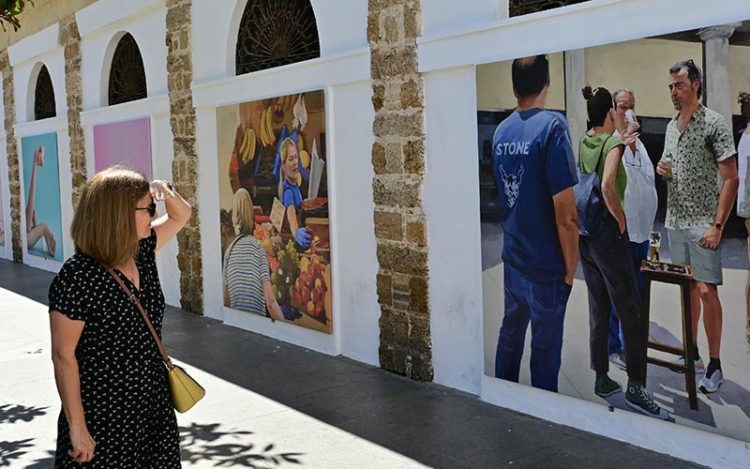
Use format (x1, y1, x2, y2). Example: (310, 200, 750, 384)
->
(0, 404, 50, 425)
(180, 422, 304, 467)
(0, 438, 36, 467)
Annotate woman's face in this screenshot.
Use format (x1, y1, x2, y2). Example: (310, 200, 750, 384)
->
(134, 192, 155, 240)
(284, 143, 299, 184)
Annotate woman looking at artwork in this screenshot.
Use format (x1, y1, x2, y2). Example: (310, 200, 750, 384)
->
(223, 187, 284, 320)
(26, 145, 57, 257)
(49, 167, 191, 466)
(577, 86, 669, 420)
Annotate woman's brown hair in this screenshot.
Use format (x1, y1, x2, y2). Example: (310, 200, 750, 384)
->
(71, 166, 150, 268)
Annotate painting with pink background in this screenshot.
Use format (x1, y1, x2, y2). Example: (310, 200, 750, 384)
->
(93, 118, 153, 179)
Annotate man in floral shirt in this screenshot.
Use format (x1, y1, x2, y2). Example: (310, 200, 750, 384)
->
(657, 60, 739, 394)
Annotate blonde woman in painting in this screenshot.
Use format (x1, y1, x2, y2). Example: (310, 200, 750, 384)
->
(223, 187, 284, 320)
(278, 137, 312, 249)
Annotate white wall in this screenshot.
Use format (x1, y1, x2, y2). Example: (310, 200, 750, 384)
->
(422, 0, 506, 39)
(77, 0, 168, 110)
(75, 0, 181, 305)
(420, 0, 750, 466)
(192, 0, 369, 86)
(192, 0, 379, 363)
(424, 66, 484, 394)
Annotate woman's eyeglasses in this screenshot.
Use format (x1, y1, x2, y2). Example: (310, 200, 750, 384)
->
(135, 202, 156, 217)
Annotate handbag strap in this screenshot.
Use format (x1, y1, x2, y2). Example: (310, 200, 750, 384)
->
(104, 265, 174, 370)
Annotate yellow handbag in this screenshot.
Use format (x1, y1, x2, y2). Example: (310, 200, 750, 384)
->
(106, 267, 205, 413)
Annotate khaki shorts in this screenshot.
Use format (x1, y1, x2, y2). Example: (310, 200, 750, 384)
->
(668, 228, 722, 285)
(746, 218, 750, 237)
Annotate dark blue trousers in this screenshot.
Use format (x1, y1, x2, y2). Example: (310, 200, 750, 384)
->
(495, 262, 571, 392)
(608, 240, 649, 354)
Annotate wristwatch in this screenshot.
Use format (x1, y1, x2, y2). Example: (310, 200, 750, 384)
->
(714, 222, 723, 231)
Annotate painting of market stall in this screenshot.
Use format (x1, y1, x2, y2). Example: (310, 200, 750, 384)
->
(216, 90, 332, 334)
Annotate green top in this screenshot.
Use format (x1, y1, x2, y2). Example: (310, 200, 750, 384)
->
(579, 131, 627, 204)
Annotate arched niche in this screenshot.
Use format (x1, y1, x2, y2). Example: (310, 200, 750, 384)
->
(31, 63, 56, 121)
(234, 0, 321, 75)
(105, 32, 148, 106)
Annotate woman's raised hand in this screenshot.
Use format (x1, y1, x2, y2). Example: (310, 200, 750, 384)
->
(149, 180, 175, 202)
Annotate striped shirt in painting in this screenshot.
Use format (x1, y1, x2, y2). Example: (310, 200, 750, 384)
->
(223, 235, 270, 316)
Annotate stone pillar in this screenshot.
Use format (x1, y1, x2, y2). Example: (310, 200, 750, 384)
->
(699, 23, 740, 124)
(60, 14, 86, 207)
(0, 51, 22, 262)
(564, 49, 586, 158)
(166, 0, 203, 314)
(368, 0, 433, 381)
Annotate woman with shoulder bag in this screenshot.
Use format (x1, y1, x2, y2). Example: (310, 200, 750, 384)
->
(49, 166, 191, 467)
(577, 86, 669, 421)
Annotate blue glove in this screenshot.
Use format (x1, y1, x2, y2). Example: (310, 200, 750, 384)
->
(295, 227, 312, 248)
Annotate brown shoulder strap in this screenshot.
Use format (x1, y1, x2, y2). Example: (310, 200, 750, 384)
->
(104, 266, 174, 370)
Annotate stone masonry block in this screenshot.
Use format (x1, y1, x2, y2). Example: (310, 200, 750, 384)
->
(372, 111, 423, 139)
(376, 273, 393, 305)
(370, 46, 418, 81)
(409, 275, 429, 314)
(373, 175, 421, 208)
(376, 242, 428, 276)
(400, 78, 423, 110)
(402, 138, 425, 174)
(406, 216, 427, 247)
(374, 210, 403, 241)
(371, 140, 386, 174)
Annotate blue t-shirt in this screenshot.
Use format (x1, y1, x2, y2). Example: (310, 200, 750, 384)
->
(492, 108, 578, 282)
(282, 180, 303, 209)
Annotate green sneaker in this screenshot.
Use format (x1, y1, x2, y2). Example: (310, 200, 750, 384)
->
(625, 381, 670, 421)
(594, 374, 622, 397)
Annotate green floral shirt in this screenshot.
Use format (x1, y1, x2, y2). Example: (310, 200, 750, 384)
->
(663, 105, 736, 230)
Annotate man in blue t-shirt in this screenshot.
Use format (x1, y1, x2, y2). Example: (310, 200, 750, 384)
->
(493, 55, 579, 392)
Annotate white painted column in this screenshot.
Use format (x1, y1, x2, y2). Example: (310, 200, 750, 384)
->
(564, 49, 587, 158)
(699, 23, 741, 124)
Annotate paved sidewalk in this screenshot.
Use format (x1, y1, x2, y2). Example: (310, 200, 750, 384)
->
(0, 260, 701, 468)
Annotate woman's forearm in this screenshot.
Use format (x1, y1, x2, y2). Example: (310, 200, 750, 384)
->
(164, 187, 192, 224)
(52, 355, 86, 427)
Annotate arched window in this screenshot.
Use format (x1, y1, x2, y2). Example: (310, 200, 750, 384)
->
(108, 33, 147, 106)
(34, 65, 56, 120)
(235, 0, 320, 75)
(509, 0, 590, 16)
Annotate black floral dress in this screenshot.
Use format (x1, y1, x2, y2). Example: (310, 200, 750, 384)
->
(49, 230, 180, 468)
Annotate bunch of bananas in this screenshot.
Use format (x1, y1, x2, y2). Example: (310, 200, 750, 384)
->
(238, 128, 256, 164)
(259, 107, 276, 147)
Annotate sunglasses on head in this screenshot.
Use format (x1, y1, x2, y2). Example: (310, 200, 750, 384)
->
(135, 202, 157, 217)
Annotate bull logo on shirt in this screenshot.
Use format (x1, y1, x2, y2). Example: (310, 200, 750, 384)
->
(500, 165, 524, 208)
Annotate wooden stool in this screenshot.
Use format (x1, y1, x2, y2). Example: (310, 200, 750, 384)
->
(640, 261, 698, 410)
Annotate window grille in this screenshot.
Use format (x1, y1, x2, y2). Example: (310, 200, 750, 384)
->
(236, 0, 320, 75)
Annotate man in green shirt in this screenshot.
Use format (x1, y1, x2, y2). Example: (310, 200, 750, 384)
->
(657, 59, 739, 393)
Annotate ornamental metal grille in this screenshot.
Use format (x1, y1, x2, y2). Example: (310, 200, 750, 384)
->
(108, 33, 147, 106)
(34, 65, 56, 121)
(235, 0, 320, 75)
(509, 0, 591, 16)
